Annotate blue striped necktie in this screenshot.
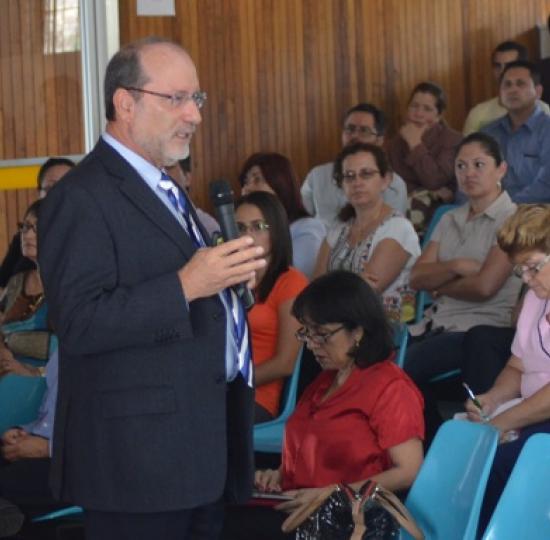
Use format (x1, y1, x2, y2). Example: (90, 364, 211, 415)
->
(158, 172, 253, 387)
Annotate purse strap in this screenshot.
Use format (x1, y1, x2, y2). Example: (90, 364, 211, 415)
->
(363, 480, 424, 540)
(280, 484, 338, 533)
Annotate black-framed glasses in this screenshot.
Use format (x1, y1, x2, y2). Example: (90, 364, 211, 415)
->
(334, 169, 381, 184)
(18, 222, 38, 234)
(513, 253, 550, 279)
(295, 325, 345, 345)
(236, 220, 270, 235)
(124, 87, 207, 110)
(342, 124, 378, 138)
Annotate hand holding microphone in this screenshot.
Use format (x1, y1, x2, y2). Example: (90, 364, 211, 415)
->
(177, 180, 264, 305)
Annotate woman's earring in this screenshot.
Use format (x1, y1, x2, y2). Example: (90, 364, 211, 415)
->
(353, 337, 361, 352)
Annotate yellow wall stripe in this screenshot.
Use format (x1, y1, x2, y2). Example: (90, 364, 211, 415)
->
(0, 166, 39, 191)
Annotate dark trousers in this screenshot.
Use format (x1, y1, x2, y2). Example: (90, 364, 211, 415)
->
(477, 420, 550, 538)
(221, 504, 291, 540)
(404, 326, 515, 444)
(0, 457, 58, 513)
(83, 499, 224, 540)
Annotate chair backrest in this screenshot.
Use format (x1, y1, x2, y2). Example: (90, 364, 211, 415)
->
(392, 322, 409, 369)
(422, 204, 459, 247)
(482, 433, 550, 540)
(415, 204, 458, 322)
(402, 419, 499, 540)
(276, 347, 303, 422)
(0, 374, 47, 434)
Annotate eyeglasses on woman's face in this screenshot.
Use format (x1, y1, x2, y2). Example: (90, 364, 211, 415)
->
(295, 325, 345, 345)
(513, 253, 550, 279)
(333, 168, 381, 184)
(236, 220, 270, 235)
(18, 221, 38, 234)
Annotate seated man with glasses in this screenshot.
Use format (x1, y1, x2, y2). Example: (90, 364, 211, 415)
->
(222, 271, 423, 540)
(300, 102, 407, 229)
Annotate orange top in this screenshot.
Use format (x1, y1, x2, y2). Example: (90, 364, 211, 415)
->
(248, 267, 308, 417)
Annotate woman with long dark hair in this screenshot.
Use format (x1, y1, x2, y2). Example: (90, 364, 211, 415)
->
(235, 191, 308, 422)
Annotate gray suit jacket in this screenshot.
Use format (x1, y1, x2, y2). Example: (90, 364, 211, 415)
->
(38, 138, 254, 512)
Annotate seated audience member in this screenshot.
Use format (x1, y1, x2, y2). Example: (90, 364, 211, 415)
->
(301, 103, 407, 228)
(165, 155, 220, 236)
(0, 201, 52, 377)
(314, 143, 420, 322)
(222, 271, 424, 540)
(467, 204, 550, 535)
(405, 133, 522, 441)
(464, 41, 550, 135)
(482, 60, 550, 203)
(235, 192, 308, 423)
(388, 82, 463, 234)
(0, 345, 59, 524)
(239, 153, 325, 278)
(0, 158, 75, 290)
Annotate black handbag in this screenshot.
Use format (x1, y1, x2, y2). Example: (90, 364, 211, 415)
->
(281, 480, 424, 540)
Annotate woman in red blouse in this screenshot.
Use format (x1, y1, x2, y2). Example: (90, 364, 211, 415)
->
(257, 270, 424, 501)
(221, 271, 424, 539)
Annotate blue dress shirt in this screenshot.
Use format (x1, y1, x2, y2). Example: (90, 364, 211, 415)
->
(21, 345, 58, 456)
(483, 105, 550, 203)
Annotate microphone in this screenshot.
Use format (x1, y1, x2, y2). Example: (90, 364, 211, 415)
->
(209, 179, 255, 310)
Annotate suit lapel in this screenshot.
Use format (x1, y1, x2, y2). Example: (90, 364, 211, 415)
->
(93, 139, 199, 258)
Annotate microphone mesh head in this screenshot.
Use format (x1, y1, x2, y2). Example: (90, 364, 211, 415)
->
(209, 179, 234, 207)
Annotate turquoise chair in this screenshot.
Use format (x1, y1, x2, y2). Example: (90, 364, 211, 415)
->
(401, 419, 499, 540)
(482, 433, 550, 540)
(33, 505, 83, 523)
(393, 322, 409, 369)
(0, 374, 47, 434)
(415, 204, 459, 323)
(253, 348, 303, 453)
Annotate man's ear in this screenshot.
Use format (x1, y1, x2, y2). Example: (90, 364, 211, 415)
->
(536, 83, 543, 100)
(113, 88, 135, 121)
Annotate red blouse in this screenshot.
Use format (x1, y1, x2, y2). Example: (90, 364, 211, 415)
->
(281, 360, 424, 490)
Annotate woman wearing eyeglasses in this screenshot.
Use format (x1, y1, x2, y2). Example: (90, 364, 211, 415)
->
(466, 204, 550, 534)
(0, 200, 52, 377)
(405, 132, 522, 443)
(388, 81, 462, 234)
(314, 142, 420, 323)
(235, 191, 308, 423)
(221, 271, 423, 539)
(238, 152, 325, 279)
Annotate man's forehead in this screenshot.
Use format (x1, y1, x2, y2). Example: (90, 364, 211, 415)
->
(344, 111, 375, 126)
(502, 67, 532, 82)
(494, 50, 519, 63)
(139, 44, 197, 84)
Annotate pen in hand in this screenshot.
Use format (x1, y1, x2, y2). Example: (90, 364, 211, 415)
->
(462, 382, 490, 422)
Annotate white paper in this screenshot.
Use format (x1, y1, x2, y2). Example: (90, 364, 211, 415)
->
(137, 0, 175, 17)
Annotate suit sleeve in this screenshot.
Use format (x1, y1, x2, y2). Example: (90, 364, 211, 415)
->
(38, 182, 194, 356)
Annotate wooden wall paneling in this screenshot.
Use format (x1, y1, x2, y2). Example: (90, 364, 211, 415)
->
(115, 0, 550, 215)
(20, 0, 37, 158)
(31, 1, 48, 158)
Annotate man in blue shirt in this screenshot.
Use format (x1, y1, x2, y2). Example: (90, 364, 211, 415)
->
(483, 60, 550, 203)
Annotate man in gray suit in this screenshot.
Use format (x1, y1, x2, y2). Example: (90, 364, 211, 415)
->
(38, 37, 265, 540)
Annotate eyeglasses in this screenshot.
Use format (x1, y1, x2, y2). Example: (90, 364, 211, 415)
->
(334, 169, 381, 184)
(513, 253, 550, 279)
(236, 220, 270, 235)
(18, 222, 38, 234)
(124, 87, 207, 110)
(295, 325, 345, 345)
(342, 124, 378, 138)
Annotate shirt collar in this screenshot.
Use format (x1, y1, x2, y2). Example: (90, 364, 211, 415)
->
(497, 103, 543, 134)
(102, 132, 163, 190)
(453, 190, 512, 226)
